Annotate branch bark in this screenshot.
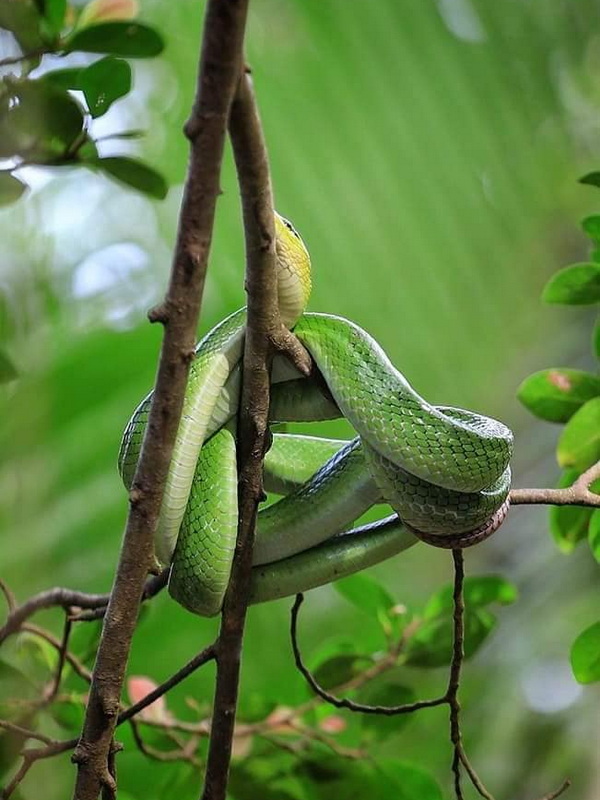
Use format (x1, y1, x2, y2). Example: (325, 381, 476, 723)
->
(71, 2, 249, 798)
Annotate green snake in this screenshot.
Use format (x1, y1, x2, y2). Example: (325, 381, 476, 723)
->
(119, 214, 513, 616)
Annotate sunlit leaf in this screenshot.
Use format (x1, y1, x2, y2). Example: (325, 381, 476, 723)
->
(405, 608, 496, 668)
(517, 369, 600, 423)
(359, 682, 416, 739)
(79, 56, 131, 118)
(542, 263, 600, 305)
(549, 469, 593, 553)
(588, 510, 600, 564)
(86, 156, 167, 198)
(65, 21, 164, 57)
(557, 398, 600, 471)
(378, 759, 444, 800)
(570, 621, 600, 684)
(0, 174, 27, 208)
(0, 350, 18, 382)
(423, 575, 517, 619)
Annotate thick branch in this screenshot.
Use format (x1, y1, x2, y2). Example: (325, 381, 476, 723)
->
(71, 2, 249, 798)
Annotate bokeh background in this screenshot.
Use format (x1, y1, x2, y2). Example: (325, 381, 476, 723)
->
(1, 0, 599, 797)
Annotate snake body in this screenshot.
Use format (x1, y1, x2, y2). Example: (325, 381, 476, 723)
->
(119, 215, 513, 616)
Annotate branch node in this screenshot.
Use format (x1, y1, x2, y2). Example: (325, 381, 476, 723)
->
(147, 303, 170, 325)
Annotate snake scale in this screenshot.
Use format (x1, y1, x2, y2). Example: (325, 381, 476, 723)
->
(119, 214, 513, 616)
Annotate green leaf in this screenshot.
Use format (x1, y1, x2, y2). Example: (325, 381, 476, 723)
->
(334, 573, 395, 621)
(557, 397, 600, 471)
(405, 608, 496, 668)
(87, 156, 168, 198)
(378, 759, 444, 800)
(359, 682, 416, 739)
(549, 469, 593, 552)
(594, 319, 600, 360)
(570, 621, 600, 684)
(517, 369, 600, 423)
(580, 172, 600, 189)
(294, 752, 376, 800)
(313, 653, 371, 690)
(65, 21, 164, 57)
(230, 757, 307, 800)
(424, 575, 517, 619)
(588, 510, 600, 563)
(79, 56, 131, 118)
(41, 0, 66, 35)
(0, 0, 45, 51)
(0, 174, 27, 208)
(0, 81, 85, 163)
(41, 67, 84, 90)
(49, 696, 85, 731)
(0, 349, 18, 382)
(542, 263, 600, 305)
(582, 215, 600, 244)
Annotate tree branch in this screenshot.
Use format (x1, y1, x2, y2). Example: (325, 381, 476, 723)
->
(510, 460, 600, 507)
(71, 1, 250, 797)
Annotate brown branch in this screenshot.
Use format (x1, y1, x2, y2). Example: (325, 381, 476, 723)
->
(510, 460, 600, 507)
(536, 779, 571, 800)
(70, 570, 168, 623)
(1, 739, 76, 800)
(44, 615, 72, 704)
(71, 1, 250, 797)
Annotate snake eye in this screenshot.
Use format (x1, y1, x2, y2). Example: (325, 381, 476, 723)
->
(280, 216, 299, 239)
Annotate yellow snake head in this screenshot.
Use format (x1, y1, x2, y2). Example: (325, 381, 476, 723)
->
(274, 212, 312, 328)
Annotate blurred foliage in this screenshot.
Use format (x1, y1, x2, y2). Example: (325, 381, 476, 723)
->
(1, 0, 600, 798)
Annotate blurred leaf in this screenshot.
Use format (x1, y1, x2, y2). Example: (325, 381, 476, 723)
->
(0, 173, 27, 208)
(0, 0, 44, 51)
(230, 756, 306, 800)
(517, 369, 600, 423)
(582, 215, 600, 243)
(358, 682, 416, 739)
(557, 398, 600, 471)
(79, 56, 131, 117)
(549, 468, 593, 553)
(294, 752, 375, 800)
(77, 0, 139, 29)
(0, 349, 18, 382)
(542, 263, 600, 305)
(405, 608, 496, 668)
(588, 510, 600, 563)
(238, 692, 277, 724)
(334, 573, 394, 621)
(580, 172, 600, 189)
(570, 621, 600, 684)
(378, 759, 444, 800)
(594, 319, 600, 360)
(41, 0, 66, 35)
(86, 156, 167, 198)
(50, 696, 85, 731)
(423, 575, 517, 619)
(0, 658, 36, 718)
(65, 21, 164, 57)
(313, 653, 371, 691)
(0, 81, 85, 163)
(41, 67, 84, 90)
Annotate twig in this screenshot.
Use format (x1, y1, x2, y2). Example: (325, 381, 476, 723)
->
(69, 571, 168, 623)
(0, 579, 16, 612)
(71, 0, 250, 796)
(510, 460, 600, 507)
(44, 615, 72, 704)
(0, 720, 54, 745)
(128, 719, 201, 766)
(1, 739, 76, 800)
(290, 593, 446, 715)
(536, 779, 571, 800)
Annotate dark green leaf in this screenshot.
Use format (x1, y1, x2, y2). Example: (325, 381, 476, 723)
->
(517, 369, 600, 423)
(0, 81, 85, 163)
(41, 67, 84, 90)
(41, 0, 66, 35)
(65, 21, 164, 57)
(570, 621, 600, 684)
(582, 215, 600, 243)
(0, 350, 18, 382)
(79, 56, 131, 118)
(334, 573, 395, 621)
(230, 757, 306, 800)
(557, 397, 600, 471)
(359, 682, 416, 739)
(87, 156, 167, 198)
(378, 759, 444, 800)
(549, 469, 592, 552)
(294, 752, 376, 800)
(542, 263, 600, 305)
(0, 174, 27, 208)
(313, 653, 370, 690)
(405, 608, 496, 668)
(580, 172, 600, 189)
(424, 575, 517, 619)
(588, 510, 600, 564)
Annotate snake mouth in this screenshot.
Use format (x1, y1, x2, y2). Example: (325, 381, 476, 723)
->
(402, 498, 510, 549)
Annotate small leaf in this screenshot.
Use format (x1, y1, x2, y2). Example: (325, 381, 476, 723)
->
(359, 682, 416, 739)
(570, 621, 600, 684)
(65, 21, 164, 58)
(0, 174, 27, 208)
(424, 575, 517, 619)
(557, 397, 600, 471)
(405, 608, 496, 668)
(50, 696, 85, 731)
(334, 573, 395, 621)
(313, 653, 370, 691)
(379, 759, 444, 800)
(580, 172, 600, 189)
(41, 0, 67, 35)
(41, 68, 84, 90)
(588, 510, 600, 563)
(582, 215, 600, 243)
(549, 469, 593, 552)
(79, 56, 131, 118)
(542, 263, 600, 305)
(87, 156, 167, 198)
(517, 369, 600, 423)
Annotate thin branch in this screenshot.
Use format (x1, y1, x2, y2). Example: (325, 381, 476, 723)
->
(0, 579, 16, 612)
(0, 720, 54, 745)
(70, 570, 168, 623)
(290, 593, 446, 715)
(44, 615, 72, 704)
(536, 779, 571, 800)
(510, 460, 600, 507)
(1, 739, 76, 800)
(71, 0, 250, 796)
